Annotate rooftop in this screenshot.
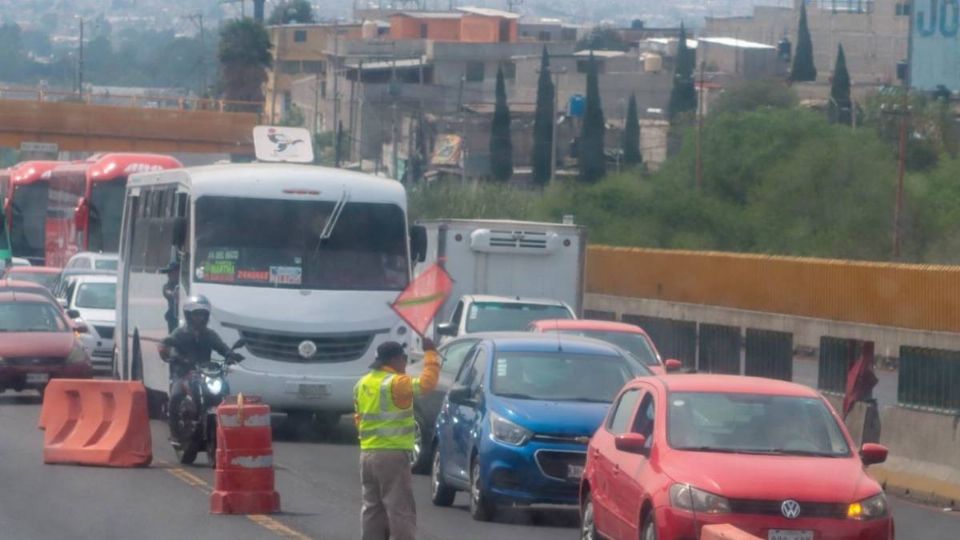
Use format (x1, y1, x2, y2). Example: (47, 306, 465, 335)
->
(699, 37, 776, 50)
(573, 49, 628, 58)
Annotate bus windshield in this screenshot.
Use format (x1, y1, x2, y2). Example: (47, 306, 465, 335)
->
(88, 178, 126, 253)
(10, 181, 48, 260)
(194, 196, 409, 291)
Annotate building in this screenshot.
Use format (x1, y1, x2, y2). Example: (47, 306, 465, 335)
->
(705, 0, 910, 84)
(698, 37, 786, 80)
(388, 8, 519, 43)
(517, 19, 583, 43)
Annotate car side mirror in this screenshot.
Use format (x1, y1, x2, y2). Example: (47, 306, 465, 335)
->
(73, 321, 88, 334)
(66, 308, 81, 319)
(447, 385, 474, 406)
(665, 359, 683, 373)
(410, 224, 427, 263)
(614, 433, 648, 455)
(437, 322, 457, 337)
(860, 443, 888, 466)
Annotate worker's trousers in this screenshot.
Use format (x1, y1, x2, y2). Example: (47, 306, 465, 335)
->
(360, 450, 416, 540)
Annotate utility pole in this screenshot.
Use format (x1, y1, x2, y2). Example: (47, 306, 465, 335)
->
(892, 89, 909, 259)
(458, 75, 466, 183)
(348, 61, 358, 163)
(187, 13, 207, 98)
(332, 22, 341, 165)
(270, 26, 283, 123)
(77, 18, 85, 99)
(695, 61, 705, 191)
(390, 44, 398, 180)
(539, 65, 567, 184)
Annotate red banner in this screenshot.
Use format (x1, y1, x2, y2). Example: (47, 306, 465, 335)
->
(391, 264, 454, 337)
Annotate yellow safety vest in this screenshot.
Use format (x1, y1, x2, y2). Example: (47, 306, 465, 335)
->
(354, 369, 417, 451)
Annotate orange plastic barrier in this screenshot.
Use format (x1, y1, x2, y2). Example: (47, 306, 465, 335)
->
(38, 379, 152, 467)
(210, 395, 280, 514)
(700, 524, 763, 540)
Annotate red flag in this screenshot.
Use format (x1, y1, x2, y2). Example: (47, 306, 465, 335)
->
(391, 263, 454, 337)
(843, 341, 878, 419)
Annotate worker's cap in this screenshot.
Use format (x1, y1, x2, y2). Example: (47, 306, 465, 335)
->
(375, 341, 407, 362)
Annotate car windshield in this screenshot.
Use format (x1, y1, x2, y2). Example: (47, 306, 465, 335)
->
(668, 392, 852, 457)
(9, 272, 58, 290)
(0, 301, 67, 332)
(10, 181, 48, 260)
(491, 352, 635, 402)
(94, 259, 118, 271)
(194, 196, 409, 290)
(88, 179, 126, 253)
(553, 329, 660, 366)
(75, 282, 116, 309)
(465, 302, 573, 333)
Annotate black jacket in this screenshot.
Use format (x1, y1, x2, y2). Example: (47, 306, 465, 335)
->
(162, 326, 231, 378)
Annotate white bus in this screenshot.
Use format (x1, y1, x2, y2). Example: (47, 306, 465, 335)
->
(115, 163, 418, 426)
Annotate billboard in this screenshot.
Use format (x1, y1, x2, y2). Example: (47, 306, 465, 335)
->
(910, 0, 960, 91)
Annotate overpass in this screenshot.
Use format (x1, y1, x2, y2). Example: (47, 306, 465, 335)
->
(0, 89, 261, 155)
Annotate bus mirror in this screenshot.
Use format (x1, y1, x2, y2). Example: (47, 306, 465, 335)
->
(410, 225, 427, 263)
(172, 217, 187, 247)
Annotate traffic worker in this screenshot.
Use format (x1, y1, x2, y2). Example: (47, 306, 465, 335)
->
(354, 338, 439, 540)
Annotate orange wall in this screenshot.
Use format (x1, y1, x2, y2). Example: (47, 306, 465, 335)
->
(390, 15, 461, 41)
(460, 15, 516, 43)
(586, 246, 960, 333)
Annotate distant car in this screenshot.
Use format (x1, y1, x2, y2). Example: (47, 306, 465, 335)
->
(580, 374, 894, 540)
(3, 266, 62, 291)
(529, 319, 683, 375)
(53, 268, 116, 302)
(0, 290, 92, 395)
(436, 295, 576, 340)
(10, 257, 31, 267)
(64, 252, 118, 272)
(0, 279, 59, 304)
(430, 334, 652, 521)
(63, 274, 117, 374)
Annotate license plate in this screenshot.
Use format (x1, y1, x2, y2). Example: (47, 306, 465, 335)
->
(298, 384, 330, 399)
(567, 464, 584, 479)
(769, 531, 813, 540)
(26, 373, 50, 384)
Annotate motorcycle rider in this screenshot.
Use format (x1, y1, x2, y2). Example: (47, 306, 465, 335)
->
(160, 295, 242, 437)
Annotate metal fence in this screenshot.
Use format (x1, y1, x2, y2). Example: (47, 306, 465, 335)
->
(698, 324, 741, 374)
(582, 309, 617, 321)
(621, 314, 696, 368)
(898, 347, 960, 412)
(818, 337, 855, 393)
(745, 329, 793, 381)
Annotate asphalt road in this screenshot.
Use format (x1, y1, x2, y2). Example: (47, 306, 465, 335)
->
(1, 391, 956, 540)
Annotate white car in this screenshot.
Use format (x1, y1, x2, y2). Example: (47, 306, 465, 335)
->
(10, 257, 31, 267)
(436, 295, 577, 340)
(64, 274, 117, 374)
(64, 252, 119, 272)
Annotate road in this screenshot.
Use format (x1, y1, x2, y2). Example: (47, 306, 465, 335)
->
(1, 392, 956, 540)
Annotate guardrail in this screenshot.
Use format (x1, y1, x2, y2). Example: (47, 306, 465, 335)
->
(0, 85, 264, 113)
(898, 346, 960, 413)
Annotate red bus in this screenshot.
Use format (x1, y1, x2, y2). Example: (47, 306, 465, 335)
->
(6, 161, 63, 265)
(44, 153, 182, 267)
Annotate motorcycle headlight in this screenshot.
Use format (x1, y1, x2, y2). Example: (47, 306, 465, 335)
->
(847, 492, 888, 520)
(489, 411, 532, 446)
(669, 484, 731, 514)
(66, 345, 88, 365)
(204, 376, 223, 395)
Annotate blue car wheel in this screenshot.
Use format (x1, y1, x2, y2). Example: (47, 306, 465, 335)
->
(469, 457, 496, 521)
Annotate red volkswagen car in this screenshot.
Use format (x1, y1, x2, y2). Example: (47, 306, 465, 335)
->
(0, 290, 92, 395)
(529, 319, 682, 375)
(580, 375, 893, 540)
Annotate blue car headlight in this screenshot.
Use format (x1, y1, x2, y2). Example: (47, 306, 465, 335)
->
(490, 411, 532, 446)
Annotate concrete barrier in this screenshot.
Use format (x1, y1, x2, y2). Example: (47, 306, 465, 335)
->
(700, 524, 762, 540)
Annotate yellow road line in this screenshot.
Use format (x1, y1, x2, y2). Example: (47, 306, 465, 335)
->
(159, 460, 313, 539)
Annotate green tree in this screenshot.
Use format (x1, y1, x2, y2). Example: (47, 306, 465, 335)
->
(790, 2, 817, 82)
(489, 65, 513, 182)
(622, 94, 642, 166)
(668, 23, 696, 120)
(829, 44, 852, 125)
(575, 25, 628, 51)
(712, 79, 798, 115)
(218, 18, 272, 110)
(532, 47, 555, 185)
(579, 53, 607, 183)
(268, 0, 315, 25)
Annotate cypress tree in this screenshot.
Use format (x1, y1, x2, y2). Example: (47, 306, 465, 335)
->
(579, 53, 606, 183)
(623, 93, 642, 166)
(829, 44, 852, 125)
(668, 23, 697, 120)
(532, 47, 555, 185)
(790, 1, 817, 82)
(489, 65, 513, 182)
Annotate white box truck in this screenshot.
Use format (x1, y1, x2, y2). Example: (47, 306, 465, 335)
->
(411, 219, 587, 336)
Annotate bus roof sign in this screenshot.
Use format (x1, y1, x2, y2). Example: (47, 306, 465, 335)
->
(253, 126, 315, 164)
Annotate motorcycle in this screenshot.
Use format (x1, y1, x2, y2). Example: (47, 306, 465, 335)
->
(167, 339, 245, 467)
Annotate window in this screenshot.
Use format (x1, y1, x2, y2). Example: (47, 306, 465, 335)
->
(293, 30, 307, 42)
(75, 282, 117, 310)
(440, 339, 479, 375)
(895, 2, 911, 15)
(538, 30, 551, 42)
(0, 301, 68, 332)
(560, 28, 577, 41)
(302, 61, 324, 73)
(420, 23, 428, 38)
(633, 393, 656, 442)
(465, 302, 574, 333)
(500, 61, 516, 80)
(608, 389, 641, 434)
(450, 301, 464, 329)
(490, 351, 635, 402)
(465, 61, 485, 82)
(281, 61, 301, 75)
(554, 329, 660, 366)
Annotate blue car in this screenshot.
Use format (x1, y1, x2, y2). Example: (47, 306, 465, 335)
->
(430, 333, 652, 521)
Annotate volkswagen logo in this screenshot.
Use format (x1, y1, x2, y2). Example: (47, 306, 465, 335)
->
(298, 340, 317, 359)
(781, 499, 802, 519)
